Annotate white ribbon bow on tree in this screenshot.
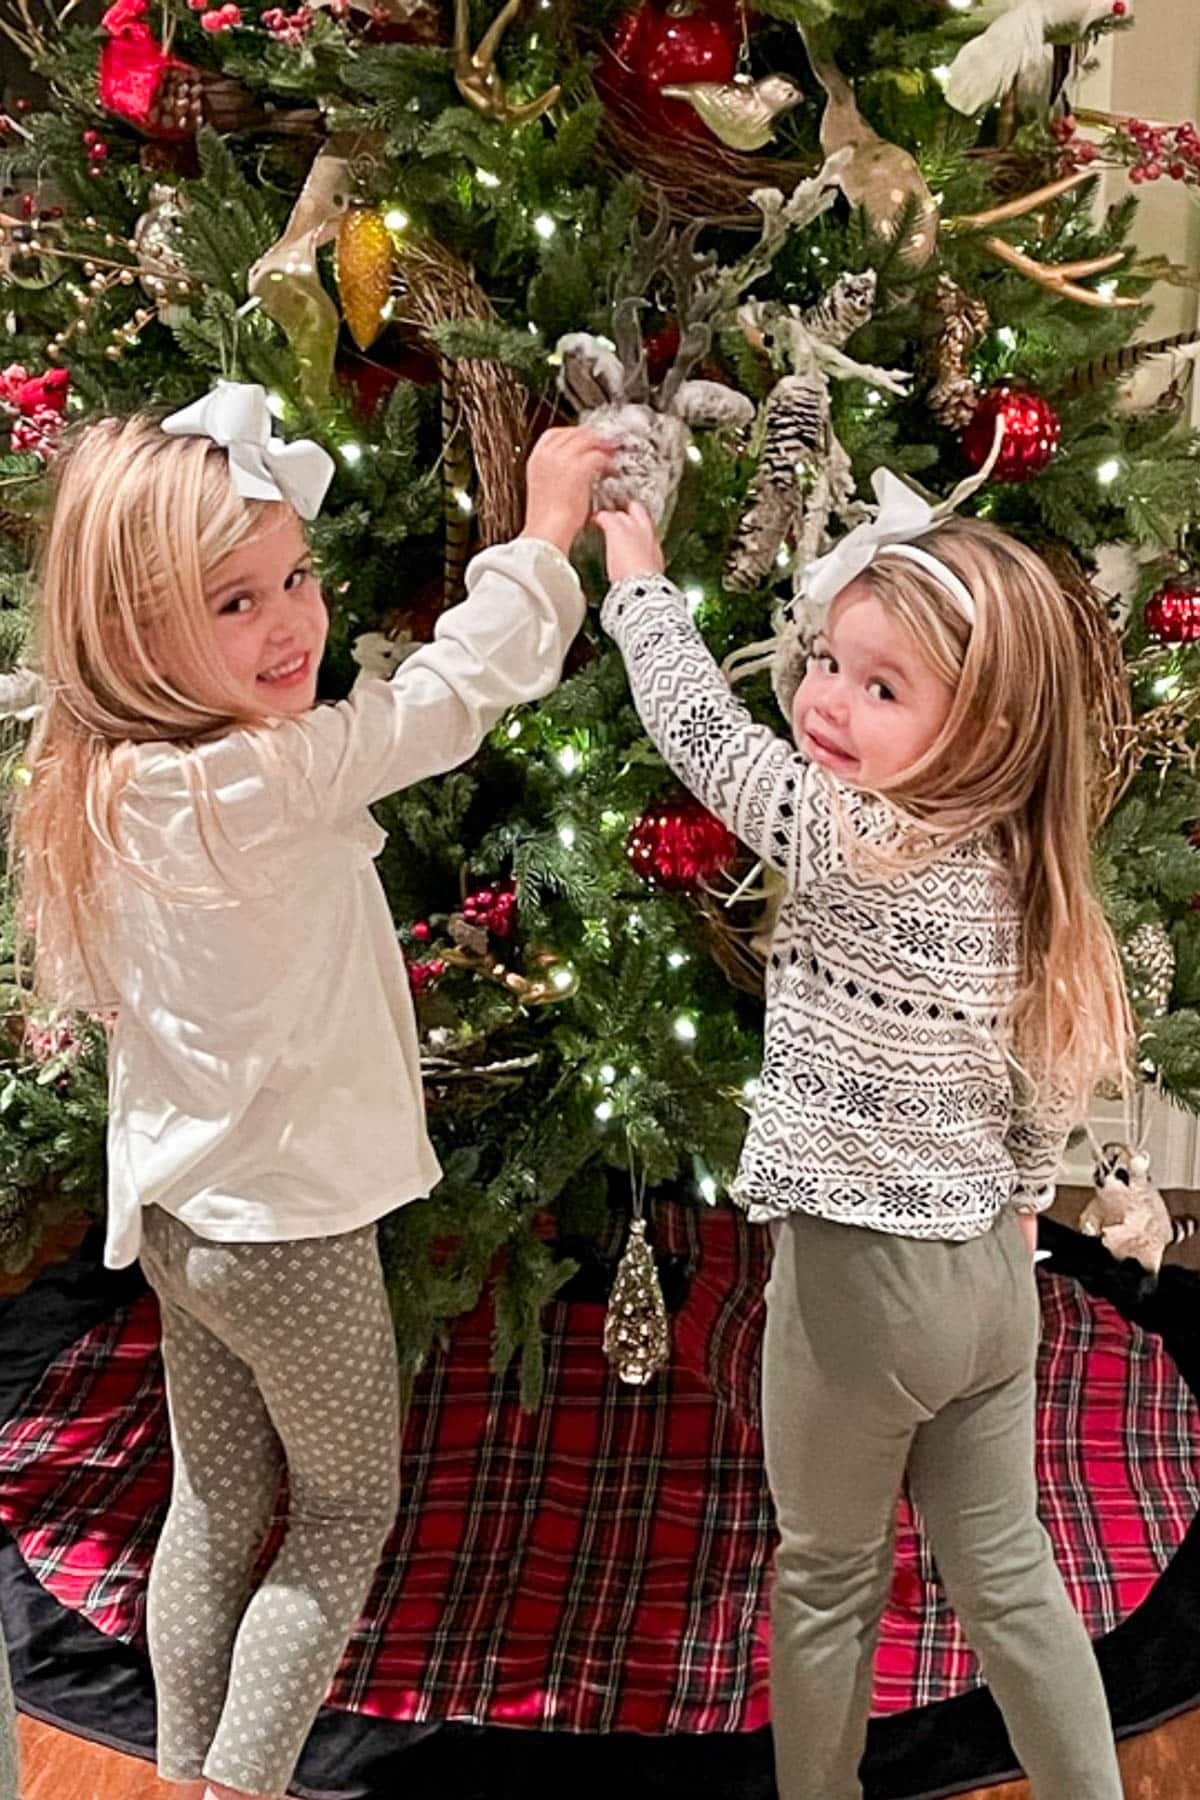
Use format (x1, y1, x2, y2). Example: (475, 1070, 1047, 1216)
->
(797, 415, 1007, 626)
(161, 380, 335, 521)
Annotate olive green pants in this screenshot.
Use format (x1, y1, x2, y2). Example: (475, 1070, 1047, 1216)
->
(763, 1207, 1123, 1800)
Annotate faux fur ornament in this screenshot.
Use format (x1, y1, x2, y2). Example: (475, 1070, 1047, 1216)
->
(555, 165, 848, 529)
(556, 331, 752, 526)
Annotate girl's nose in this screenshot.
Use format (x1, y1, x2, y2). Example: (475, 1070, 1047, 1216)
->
(816, 681, 848, 724)
(263, 593, 294, 640)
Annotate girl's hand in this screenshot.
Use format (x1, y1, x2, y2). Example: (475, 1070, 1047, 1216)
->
(592, 502, 665, 583)
(521, 427, 615, 555)
(1017, 1211, 1039, 1260)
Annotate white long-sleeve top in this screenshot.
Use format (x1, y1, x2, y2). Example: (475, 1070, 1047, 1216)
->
(91, 537, 584, 1269)
(602, 574, 1066, 1241)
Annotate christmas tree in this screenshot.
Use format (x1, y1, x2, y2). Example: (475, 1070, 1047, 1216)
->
(1, 0, 1198, 1395)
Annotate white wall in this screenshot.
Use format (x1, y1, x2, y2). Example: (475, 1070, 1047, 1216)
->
(1077, 11, 1200, 360)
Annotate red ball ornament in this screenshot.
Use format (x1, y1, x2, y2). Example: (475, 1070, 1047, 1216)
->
(960, 384, 1061, 484)
(643, 319, 682, 383)
(1144, 580, 1200, 645)
(627, 792, 739, 894)
(600, 1, 741, 142)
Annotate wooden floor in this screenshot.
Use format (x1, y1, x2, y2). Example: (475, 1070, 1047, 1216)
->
(14, 1702, 1200, 1799)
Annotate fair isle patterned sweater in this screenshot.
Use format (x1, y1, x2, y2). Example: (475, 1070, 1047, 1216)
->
(602, 575, 1065, 1241)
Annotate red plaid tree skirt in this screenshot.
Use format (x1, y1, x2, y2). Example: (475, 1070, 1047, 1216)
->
(0, 1203, 1198, 1732)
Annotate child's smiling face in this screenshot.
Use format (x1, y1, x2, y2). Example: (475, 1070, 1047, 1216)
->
(790, 580, 956, 787)
(201, 509, 328, 718)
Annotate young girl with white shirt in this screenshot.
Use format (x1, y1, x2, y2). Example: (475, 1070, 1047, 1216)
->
(13, 383, 609, 1800)
(593, 492, 1133, 1800)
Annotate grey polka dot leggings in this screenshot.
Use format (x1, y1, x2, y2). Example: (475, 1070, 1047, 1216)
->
(140, 1206, 401, 1798)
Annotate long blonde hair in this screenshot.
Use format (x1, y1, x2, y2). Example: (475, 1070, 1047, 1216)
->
(851, 515, 1133, 1118)
(12, 413, 277, 1002)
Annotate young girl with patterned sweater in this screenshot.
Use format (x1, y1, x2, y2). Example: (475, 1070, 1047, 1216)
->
(594, 487, 1132, 1800)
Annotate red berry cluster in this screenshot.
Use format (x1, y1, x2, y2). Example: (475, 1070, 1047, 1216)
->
(1, 363, 70, 464)
(189, 0, 240, 28)
(1055, 111, 1200, 186)
(407, 958, 447, 996)
(16, 193, 62, 222)
(262, 4, 312, 38)
(461, 883, 518, 940)
(1121, 114, 1200, 184)
(82, 127, 109, 167)
(24, 1017, 81, 1066)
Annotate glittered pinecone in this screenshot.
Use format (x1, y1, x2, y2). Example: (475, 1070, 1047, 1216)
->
(149, 65, 204, 136)
(925, 275, 989, 430)
(133, 186, 194, 306)
(931, 371, 982, 431)
(1124, 920, 1175, 1019)
(603, 1216, 670, 1387)
(335, 209, 395, 352)
(725, 373, 826, 592)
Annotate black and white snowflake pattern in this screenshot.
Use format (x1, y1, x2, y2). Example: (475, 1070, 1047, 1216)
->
(602, 575, 1068, 1240)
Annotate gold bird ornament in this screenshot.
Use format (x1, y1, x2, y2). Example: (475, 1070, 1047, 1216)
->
(659, 71, 804, 152)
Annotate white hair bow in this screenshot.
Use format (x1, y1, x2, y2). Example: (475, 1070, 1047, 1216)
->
(161, 381, 334, 521)
(797, 416, 1007, 626)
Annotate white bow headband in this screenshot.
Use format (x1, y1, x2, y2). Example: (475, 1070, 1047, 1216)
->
(797, 415, 1007, 629)
(161, 380, 334, 521)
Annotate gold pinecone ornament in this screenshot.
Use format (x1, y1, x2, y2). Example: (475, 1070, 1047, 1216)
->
(335, 208, 394, 352)
(603, 1215, 670, 1387)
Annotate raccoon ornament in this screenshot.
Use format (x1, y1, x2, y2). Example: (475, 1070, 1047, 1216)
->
(1081, 1142, 1200, 1291)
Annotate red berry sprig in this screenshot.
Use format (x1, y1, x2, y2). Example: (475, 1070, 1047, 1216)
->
(262, 4, 312, 38)
(407, 958, 447, 996)
(461, 882, 518, 940)
(81, 128, 110, 167)
(1055, 111, 1200, 187)
(199, 2, 241, 29)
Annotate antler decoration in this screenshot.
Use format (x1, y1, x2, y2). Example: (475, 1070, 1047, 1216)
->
(453, 0, 560, 125)
(945, 170, 1139, 309)
(554, 162, 847, 528)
